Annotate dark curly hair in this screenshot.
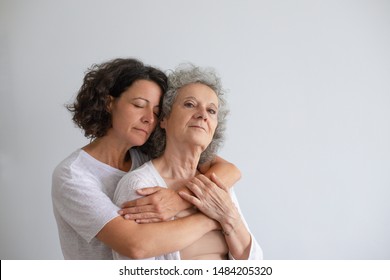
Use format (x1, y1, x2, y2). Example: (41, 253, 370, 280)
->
(66, 58, 168, 140)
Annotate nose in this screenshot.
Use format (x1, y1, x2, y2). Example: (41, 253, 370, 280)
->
(194, 106, 207, 120)
(141, 108, 155, 124)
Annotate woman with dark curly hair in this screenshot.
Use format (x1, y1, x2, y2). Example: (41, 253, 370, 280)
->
(51, 58, 241, 259)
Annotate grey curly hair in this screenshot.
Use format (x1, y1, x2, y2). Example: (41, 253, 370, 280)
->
(147, 63, 229, 164)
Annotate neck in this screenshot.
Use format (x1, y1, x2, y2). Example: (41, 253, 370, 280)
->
(153, 144, 202, 180)
(82, 136, 133, 172)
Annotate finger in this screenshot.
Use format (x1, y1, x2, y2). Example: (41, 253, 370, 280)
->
(119, 205, 155, 215)
(178, 191, 201, 207)
(185, 180, 204, 198)
(121, 198, 146, 208)
(121, 187, 162, 208)
(135, 218, 163, 224)
(210, 173, 229, 192)
(121, 195, 155, 208)
(195, 174, 216, 190)
(136, 186, 162, 196)
(124, 211, 159, 220)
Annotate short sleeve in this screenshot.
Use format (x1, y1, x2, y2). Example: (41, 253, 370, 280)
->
(52, 170, 120, 243)
(113, 172, 145, 207)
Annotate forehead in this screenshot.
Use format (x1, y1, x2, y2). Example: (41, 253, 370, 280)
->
(126, 79, 160, 93)
(121, 79, 162, 100)
(176, 83, 218, 104)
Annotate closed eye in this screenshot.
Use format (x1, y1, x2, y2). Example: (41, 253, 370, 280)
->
(132, 100, 146, 108)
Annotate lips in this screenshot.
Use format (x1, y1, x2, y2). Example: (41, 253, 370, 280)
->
(189, 125, 206, 131)
(134, 128, 149, 135)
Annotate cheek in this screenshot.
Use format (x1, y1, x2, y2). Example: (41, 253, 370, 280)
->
(210, 120, 218, 133)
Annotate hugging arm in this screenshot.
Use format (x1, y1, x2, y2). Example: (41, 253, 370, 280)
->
(120, 156, 241, 222)
(99, 172, 220, 259)
(198, 155, 241, 188)
(97, 213, 219, 259)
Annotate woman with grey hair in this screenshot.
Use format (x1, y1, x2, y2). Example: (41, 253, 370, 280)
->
(113, 64, 262, 260)
(148, 63, 228, 164)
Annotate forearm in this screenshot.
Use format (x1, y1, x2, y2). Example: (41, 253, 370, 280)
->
(98, 213, 219, 259)
(134, 214, 219, 258)
(198, 156, 241, 188)
(220, 210, 252, 260)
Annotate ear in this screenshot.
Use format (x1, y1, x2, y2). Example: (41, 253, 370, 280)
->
(106, 96, 114, 112)
(160, 116, 167, 129)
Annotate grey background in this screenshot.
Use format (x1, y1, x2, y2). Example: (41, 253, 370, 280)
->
(1, 0, 389, 259)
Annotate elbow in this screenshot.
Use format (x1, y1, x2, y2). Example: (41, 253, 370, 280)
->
(231, 163, 242, 181)
(121, 242, 150, 260)
(121, 236, 161, 259)
(122, 243, 149, 259)
(128, 251, 148, 260)
(236, 166, 242, 181)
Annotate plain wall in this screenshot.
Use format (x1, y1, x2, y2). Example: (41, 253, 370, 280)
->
(1, 0, 389, 259)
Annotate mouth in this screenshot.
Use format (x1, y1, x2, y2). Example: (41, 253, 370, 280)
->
(189, 125, 206, 131)
(134, 128, 149, 135)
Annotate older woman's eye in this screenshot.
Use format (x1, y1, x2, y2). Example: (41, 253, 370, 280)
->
(184, 102, 194, 108)
(208, 108, 217, 115)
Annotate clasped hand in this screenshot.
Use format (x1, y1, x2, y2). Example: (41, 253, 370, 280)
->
(119, 187, 186, 223)
(179, 173, 239, 229)
(118, 173, 238, 227)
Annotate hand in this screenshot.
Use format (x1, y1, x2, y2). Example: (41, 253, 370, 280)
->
(179, 173, 240, 231)
(119, 187, 186, 223)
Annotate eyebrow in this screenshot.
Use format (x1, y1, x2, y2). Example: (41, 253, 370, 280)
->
(132, 97, 149, 102)
(184, 96, 218, 108)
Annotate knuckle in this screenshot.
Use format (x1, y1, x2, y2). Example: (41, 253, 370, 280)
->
(155, 204, 163, 213)
(161, 214, 171, 221)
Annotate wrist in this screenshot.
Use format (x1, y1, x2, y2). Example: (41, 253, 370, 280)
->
(199, 213, 220, 231)
(220, 208, 240, 236)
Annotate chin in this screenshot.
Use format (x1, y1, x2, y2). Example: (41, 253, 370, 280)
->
(128, 137, 148, 148)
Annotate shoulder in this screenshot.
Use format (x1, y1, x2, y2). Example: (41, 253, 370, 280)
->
(52, 149, 85, 187)
(117, 161, 156, 188)
(52, 149, 106, 197)
(114, 161, 163, 205)
(53, 149, 96, 183)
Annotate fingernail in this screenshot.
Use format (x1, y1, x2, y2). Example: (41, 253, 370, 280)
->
(124, 214, 130, 220)
(118, 210, 123, 215)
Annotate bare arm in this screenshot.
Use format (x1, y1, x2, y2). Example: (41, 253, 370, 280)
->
(198, 155, 241, 188)
(97, 212, 219, 259)
(120, 156, 241, 222)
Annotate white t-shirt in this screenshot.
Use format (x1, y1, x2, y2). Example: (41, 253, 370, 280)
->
(51, 148, 149, 259)
(113, 161, 264, 260)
